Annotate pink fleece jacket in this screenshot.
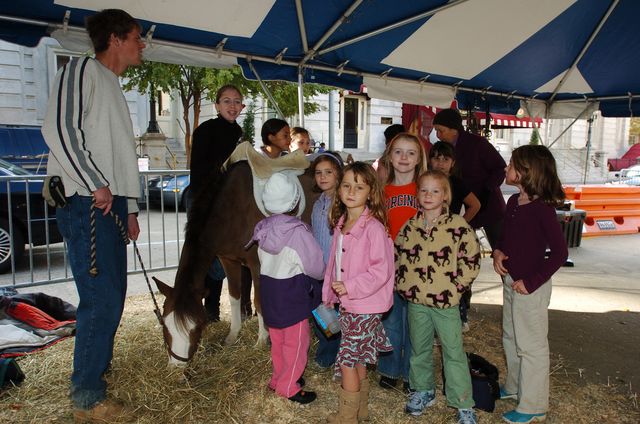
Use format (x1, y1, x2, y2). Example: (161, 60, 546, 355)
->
(322, 208, 394, 314)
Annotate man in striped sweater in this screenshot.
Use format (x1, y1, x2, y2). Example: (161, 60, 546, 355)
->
(41, 9, 144, 423)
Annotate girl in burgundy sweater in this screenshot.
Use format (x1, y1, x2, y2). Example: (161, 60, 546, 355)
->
(493, 145, 568, 424)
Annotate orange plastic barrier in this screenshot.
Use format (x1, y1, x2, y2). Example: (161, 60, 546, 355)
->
(564, 185, 640, 237)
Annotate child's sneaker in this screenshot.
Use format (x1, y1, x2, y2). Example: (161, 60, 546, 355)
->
(404, 390, 436, 416)
(462, 321, 470, 332)
(502, 410, 546, 423)
(499, 385, 518, 400)
(458, 408, 477, 424)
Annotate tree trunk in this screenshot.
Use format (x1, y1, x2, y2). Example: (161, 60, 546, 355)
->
(182, 95, 192, 168)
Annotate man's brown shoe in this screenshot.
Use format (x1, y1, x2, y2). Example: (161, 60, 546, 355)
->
(73, 399, 132, 423)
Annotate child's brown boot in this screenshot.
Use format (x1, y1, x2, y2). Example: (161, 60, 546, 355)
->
(358, 378, 370, 421)
(326, 387, 359, 424)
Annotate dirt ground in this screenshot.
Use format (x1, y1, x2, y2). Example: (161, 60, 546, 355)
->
(471, 304, 639, 389)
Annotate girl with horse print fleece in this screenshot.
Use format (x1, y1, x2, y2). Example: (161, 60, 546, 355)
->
(395, 170, 481, 424)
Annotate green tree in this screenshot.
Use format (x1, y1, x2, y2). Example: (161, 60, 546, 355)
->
(241, 102, 256, 143)
(630, 118, 640, 144)
(529, 128, 541, 145)
(123, 63, 208, 163)
(123, 62, 332, 165)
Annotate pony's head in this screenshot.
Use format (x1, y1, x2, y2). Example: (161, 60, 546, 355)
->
(153, 277, 207, 367)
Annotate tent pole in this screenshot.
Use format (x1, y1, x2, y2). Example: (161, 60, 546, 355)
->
(583, 115, 594, 184)
(318, 0, 471, 56)
(548, 104, 592, 148)
(247, 60, 285, 119)
(298, 68, 305, 127)
(328, 91, 336, 150)
(548, 0, 619, 102)
(300, 0, 364, 66)
(294, 0, 309, 53)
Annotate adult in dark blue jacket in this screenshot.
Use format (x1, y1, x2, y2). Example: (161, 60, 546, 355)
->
(433, 108, 506, 248)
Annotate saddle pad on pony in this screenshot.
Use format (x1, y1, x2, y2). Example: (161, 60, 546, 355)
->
(224, 141, 309, 218)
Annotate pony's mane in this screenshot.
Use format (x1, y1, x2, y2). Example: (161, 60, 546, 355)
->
(185, 163, 238, 239)
(172, 162, 246, 327)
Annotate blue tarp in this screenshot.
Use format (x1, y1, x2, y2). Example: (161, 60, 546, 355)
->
(1, 0, 638, 117)
(0, 127, 49, 174)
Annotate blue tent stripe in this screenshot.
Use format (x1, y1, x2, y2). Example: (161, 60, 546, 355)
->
(1, 0, 639, 116)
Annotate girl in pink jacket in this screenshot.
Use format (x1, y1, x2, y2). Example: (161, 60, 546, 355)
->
(322, 162, 395, 423)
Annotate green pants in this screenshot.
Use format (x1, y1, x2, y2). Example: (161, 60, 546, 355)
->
(407, 302, 473, 409)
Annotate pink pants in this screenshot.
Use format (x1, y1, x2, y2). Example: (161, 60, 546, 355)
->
(268, 319, 310, 398)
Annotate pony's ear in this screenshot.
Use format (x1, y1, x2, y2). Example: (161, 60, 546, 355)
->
(153, 277, 173, 297)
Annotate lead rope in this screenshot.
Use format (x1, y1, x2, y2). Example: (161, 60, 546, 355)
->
(89, 200, 164, 325)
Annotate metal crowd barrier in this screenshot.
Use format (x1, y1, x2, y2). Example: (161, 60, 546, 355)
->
(0, 170, 189, 290)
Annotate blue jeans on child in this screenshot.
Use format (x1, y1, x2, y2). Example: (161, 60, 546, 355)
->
(57, 195, 129, 409)
(378, 292, 411, 382)
(312, 315, 340, 368)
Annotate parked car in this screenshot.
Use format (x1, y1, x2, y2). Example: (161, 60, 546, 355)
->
(0, 125, 49, 174)
(612, 165, 640, 186)
(147, 174, 191, 211)
(0, 159, 63, 273)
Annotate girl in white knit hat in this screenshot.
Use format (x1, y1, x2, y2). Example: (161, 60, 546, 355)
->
(248, 172, 324, 404)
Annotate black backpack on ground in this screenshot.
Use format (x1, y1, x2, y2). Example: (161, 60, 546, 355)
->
(467, 352, 500, 412)
(442, 352, 500, 412)
(0, 358, 25, 389)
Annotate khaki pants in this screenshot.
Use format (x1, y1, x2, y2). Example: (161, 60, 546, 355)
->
(502, 274, 551, 414)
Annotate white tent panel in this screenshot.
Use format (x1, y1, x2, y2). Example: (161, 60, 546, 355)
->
(522, 99, 599, 120)
(364, 76, 454, 108)
(382, 0, 575, 79)
(51, 29, 239, 68)
(143, 44, 238, 68)
(56, 0, 274, 37)
(535, 68, 594, 94)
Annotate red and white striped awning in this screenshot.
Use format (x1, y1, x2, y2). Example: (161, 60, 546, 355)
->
(418, 106, 542, 128)
(483, 113, 542, 128)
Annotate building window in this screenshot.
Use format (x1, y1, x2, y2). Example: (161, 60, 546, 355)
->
(55, 54, 79, 70)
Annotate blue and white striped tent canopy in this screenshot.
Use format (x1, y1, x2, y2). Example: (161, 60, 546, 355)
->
(1, 0, 639, 118)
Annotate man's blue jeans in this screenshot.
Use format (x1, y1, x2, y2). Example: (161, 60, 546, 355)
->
(377, 292, 411, 381)
(57, 195, 128, 409)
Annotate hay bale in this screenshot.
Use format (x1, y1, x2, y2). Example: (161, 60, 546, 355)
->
(0, 295, 638, 423)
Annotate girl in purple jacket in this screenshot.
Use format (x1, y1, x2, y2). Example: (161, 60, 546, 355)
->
(493, 145, 568, 424)
(322, 162, 395, 423)
(249, 172, 324, 405)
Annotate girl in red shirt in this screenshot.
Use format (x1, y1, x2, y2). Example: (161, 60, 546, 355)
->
(377, 133, 428, 391)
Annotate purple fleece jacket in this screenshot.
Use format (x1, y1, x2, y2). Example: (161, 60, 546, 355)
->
(250, 215, 324, 328)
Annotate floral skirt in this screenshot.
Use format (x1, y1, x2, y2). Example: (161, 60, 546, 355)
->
(334, 310, 392, 378)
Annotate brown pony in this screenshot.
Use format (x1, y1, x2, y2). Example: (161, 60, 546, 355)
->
(153, 161, 318, 365)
